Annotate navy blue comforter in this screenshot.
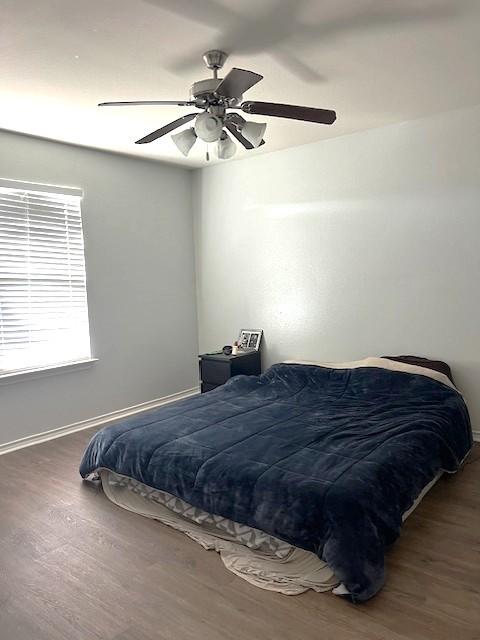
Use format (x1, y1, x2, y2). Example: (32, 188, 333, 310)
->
(80, 363, 472, 601)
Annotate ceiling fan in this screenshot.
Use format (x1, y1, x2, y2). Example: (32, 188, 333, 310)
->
(99, 50, 336, 160)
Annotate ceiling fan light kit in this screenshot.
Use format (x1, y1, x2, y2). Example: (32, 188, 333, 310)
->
(98, 50, 336, 161)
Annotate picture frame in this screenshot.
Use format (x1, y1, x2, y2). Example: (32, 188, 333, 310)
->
(237, 329, 263, 352)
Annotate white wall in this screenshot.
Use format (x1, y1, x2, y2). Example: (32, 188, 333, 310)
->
(193, 104, 480, 429)
(0, 130, 198, 445)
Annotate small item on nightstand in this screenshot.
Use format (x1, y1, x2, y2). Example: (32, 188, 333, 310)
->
(222, 345, 233, 355)
(237, 329, 263, 352)
(232, 341, 239, 355)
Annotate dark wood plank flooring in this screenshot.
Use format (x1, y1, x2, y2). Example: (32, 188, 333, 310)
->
(0, 429, 479, 640)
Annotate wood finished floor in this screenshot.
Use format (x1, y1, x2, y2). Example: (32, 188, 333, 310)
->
(0, 430, 478, 640)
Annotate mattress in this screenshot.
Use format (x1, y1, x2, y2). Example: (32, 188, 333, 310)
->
(96, 468, 442, 596)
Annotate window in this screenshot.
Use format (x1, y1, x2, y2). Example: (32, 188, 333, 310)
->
(0, 179, 92, 374)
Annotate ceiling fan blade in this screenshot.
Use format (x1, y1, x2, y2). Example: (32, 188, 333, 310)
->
(135, 113, 198, 144)
(225, 114, 265, 149)
(98, 100, 196, 107)
(241, 101, 336, 125)
(215, 68, 263, 98)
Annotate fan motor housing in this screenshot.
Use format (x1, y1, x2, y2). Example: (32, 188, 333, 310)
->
(190, 79, 241, 108)
(190, 79, 221, 99)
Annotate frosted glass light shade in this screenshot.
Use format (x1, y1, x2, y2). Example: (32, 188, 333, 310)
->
(171, 127, 197, 156)
(216, 131, 236, 159)
(241, 121, 267, 148)
(194, 112, 223, 142)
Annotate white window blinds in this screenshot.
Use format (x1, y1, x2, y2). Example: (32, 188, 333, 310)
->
(0, 179, 91, 373)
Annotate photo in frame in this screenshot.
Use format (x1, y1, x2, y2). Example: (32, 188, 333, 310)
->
(238, 329, 263, 352)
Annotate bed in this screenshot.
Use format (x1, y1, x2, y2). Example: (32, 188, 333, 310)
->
(80, 357, 472, 602)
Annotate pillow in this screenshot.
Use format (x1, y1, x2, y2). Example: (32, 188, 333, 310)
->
(381, 355, 454, 384)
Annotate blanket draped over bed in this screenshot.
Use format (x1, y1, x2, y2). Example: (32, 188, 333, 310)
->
(80, 361, 472, 602)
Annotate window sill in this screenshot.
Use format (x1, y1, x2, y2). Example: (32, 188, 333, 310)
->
(0, 358, 98, 386)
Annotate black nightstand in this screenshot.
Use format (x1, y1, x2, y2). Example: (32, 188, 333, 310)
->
(198, 351, 261, 393)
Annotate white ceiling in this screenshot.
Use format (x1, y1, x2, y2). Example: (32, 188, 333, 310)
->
(2, 0, 480, 167)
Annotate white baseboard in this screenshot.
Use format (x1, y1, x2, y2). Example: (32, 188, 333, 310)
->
(472, 430, 480, 443)
(0, 386, 200, 456)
